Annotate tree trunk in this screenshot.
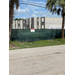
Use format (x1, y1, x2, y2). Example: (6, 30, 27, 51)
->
(9, 25, 11, 41)
(61, 15, 65, 39)
(9, 0, 14, 41)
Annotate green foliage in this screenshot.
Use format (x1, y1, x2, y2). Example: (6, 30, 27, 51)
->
(9, 38, 65, 50)
(46, 0, 65, 39)
(15, 18, 18, 20)
(15, 18, 22, 20)
(46, 0, 65, 16)
(19, 18, 22, 20)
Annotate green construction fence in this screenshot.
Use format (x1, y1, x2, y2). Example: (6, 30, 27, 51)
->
(10, 29, 65, 41)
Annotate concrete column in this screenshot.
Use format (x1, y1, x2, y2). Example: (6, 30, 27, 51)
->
(26, 18, 28, 29)
(13, 20, 15, 29)
(16, 20, 18, 29)
(34, 18, 35, 29)
(28, 18, 30, 29)
(14, 20, 16, 29)
(34, 17, 37, 29)
(18, 20, 20, 29)
(37, 17, 39, 29)
(20, 20, 23, 29)
(39, 17, 41, 29)
(29, 18, 31, 29)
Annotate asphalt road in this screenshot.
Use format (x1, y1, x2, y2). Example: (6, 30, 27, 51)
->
(9, 45, 65, 75)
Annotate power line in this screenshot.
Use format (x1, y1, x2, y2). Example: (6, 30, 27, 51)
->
(19, 1, 60, 8)
(20, 1, 46, 5)
(20, 3, 46, 8)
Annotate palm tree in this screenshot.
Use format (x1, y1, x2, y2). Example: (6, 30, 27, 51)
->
(9, 0, 19, 41)
(46, 0, 65, 38)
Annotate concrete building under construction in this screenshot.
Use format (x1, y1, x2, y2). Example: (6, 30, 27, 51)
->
(12, 17, 64, 29)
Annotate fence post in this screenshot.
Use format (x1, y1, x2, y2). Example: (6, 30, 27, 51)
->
(16, 29, 17, 40)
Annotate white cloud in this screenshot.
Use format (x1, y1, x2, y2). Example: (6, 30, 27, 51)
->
(33, 10, 51, 17)
(46, 12, 51, 15)
(15, 14, 19, 16)
(14, 0, 46, 17)
(26, 5, 41, 10)
(25, 8, 30, 12)
(14, 0, 53, 18)
(21, 17, 26, 19)
(33, 10, 43, 15)
(32, 14, 37, 17)
(37, 1, 46, 4)
(14, 7, 30, 15)
(33, 10, 39, 14)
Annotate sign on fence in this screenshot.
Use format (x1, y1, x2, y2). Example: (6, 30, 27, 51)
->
(31, 29, 35, 32)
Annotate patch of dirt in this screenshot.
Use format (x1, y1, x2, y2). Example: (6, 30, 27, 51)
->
(9, 46, 19, 49)
(25, 45, 30, 47)
(9, 43, 16, 47)
(20, 42, 26, 45)
(58, 41, 60, 42)
(9, 41, 31, 49)
(9, 43, 19, 49)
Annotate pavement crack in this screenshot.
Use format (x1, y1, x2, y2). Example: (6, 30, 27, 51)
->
(9, 70, 14, 75)
(9, 53, 52, 61)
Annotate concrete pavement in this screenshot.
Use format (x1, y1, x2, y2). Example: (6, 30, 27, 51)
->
(9, 45, 65, 75)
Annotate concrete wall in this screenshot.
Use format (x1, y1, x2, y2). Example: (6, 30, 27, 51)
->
(45, 17, 62, 29)
(12, 17, 63, 29)
(12, 20, 23, 29)
(33, 17, 41, 29)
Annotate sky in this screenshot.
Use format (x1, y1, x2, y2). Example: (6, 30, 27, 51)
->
(14, 0, 62, 19)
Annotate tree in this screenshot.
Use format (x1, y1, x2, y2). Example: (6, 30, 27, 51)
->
(46, 0, 65, 38)
(9, 2, 10, 7)
(9, 0, 19, 41)
(15, 18, 19, 20)
(19, 18, 22, 20)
